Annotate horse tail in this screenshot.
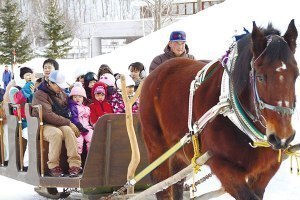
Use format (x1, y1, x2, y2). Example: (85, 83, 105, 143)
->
(139, 72, 168, 159)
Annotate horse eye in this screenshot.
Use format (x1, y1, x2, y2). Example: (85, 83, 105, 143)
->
(256, 75, 264, 82)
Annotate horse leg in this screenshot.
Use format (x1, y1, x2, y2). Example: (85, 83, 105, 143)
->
(151, 162, 173, 199)
(170, 155, 186, 200)
(141, 123, 172, 199)
(248, 163, 280, 199)
(208, 156, 261, 200)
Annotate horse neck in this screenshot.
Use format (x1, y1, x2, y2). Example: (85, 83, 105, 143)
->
(238, 78, 266, 133)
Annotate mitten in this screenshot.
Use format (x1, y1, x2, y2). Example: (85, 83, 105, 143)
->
(21, 81, 34, 98)
(70, 122, 80, 137)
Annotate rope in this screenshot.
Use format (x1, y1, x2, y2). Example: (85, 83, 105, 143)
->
(284, 147, 300, 175)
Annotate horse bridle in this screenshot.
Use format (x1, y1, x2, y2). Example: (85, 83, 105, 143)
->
(249, 35, 295, 123)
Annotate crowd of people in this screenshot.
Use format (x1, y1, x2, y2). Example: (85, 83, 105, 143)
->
(0, 30, 195, 178)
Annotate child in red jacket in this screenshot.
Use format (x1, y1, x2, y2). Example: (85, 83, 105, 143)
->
(89, 82, 113, 126)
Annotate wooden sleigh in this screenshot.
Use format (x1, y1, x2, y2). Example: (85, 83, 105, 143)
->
(0, 103, 151, 199)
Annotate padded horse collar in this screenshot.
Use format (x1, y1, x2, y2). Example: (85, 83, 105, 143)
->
(219, 42, 269, 147)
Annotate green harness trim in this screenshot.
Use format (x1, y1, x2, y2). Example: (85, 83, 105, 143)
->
(232, 93, 265, 139)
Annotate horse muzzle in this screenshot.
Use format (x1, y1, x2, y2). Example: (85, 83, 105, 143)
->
(267, 131, 295, 150)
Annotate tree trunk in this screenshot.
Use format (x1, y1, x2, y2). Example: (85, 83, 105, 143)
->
(197, 0, 202, 11)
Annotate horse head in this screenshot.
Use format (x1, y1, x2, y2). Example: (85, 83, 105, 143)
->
(251, 20, 298, 149)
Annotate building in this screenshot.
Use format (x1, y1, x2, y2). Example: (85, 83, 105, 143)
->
(73, 0, 225, 58)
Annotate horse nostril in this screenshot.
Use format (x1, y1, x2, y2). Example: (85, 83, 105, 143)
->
(267, 134, 281, 149)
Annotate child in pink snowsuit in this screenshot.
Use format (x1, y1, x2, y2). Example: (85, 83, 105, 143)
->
(69, 82, 94, 155)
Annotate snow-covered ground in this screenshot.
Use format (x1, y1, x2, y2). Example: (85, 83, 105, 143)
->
(1, 0, 300, 199)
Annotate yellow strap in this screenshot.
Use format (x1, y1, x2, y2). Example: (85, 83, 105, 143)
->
(278, 149, 282, 163)
(252, 141, 271, 148)
(191, 135, 201, 173)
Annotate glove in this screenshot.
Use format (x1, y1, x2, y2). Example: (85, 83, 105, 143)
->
(70, 122, 80, 137)
(21, 81, 34, 98)
(76, 122, 89, 133)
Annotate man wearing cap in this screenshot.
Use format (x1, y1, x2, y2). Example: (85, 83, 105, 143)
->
(32, 70, 82, 177)
(149, 31, 195, 73)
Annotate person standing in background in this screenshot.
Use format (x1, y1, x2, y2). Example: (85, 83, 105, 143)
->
(2, 65, 12, 91)
(149, 31, 195, 73)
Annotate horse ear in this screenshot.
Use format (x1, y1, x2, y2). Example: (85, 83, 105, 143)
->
(251, 21, 267, 58)
(283, 19, 298, 54)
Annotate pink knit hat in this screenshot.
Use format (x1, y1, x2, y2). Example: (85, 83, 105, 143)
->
(70, 82, 87, 98)
(94, 85, 105, 95)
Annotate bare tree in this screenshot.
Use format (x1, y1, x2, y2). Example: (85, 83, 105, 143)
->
(142, 0, 175, 31)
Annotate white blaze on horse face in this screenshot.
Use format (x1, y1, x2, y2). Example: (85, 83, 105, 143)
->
(285, 101, 290, 107)
(275, 63, 287, 72)
(277, 101, 283, 106)
(276, 101, 290, 107)
(279, 75, 284, 82)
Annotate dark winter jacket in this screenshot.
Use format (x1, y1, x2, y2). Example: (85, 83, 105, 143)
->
(149, 44, 195, 73)
(32, 81, 70, 126)
(89, 82, 113, 125)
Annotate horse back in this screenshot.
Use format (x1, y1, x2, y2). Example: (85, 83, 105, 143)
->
(139, 58, 223, 146)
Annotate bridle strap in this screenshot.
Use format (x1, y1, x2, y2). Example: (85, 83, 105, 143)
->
(250, 35, 295, 117)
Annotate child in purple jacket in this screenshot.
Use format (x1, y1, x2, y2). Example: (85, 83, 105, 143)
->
(69, 82, 93, 155)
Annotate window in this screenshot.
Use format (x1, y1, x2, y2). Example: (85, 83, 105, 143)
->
(186, 3, 194, 15)
(178, 4, 185, 15)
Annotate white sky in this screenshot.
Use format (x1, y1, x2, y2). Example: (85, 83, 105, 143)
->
(1, 0, 300, 199)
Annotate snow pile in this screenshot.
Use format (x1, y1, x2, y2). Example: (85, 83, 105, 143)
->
(20, 0, 300, 84)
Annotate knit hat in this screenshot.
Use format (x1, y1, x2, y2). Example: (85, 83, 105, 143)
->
(49, 70, 69, 89)
(100, 73, 116, 87)
(20, 67, 33, 79)
(70, 82, 87, 98)
(94, 85, 105, 95)
(84, 72, 97, 89)
(84, 72, 97, 83)
(169, 31, 186, 42)
(9, 87, 20, 104)
(116, 75, 135, 89)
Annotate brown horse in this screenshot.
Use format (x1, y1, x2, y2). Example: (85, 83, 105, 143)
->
(139, 20, 298, 200)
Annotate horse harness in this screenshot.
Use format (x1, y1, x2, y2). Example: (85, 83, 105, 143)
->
(189, 36, 295, 151)
(106, 38, 299, 199)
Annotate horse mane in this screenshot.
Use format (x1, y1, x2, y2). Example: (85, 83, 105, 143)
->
(232, 23, 293, 95)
